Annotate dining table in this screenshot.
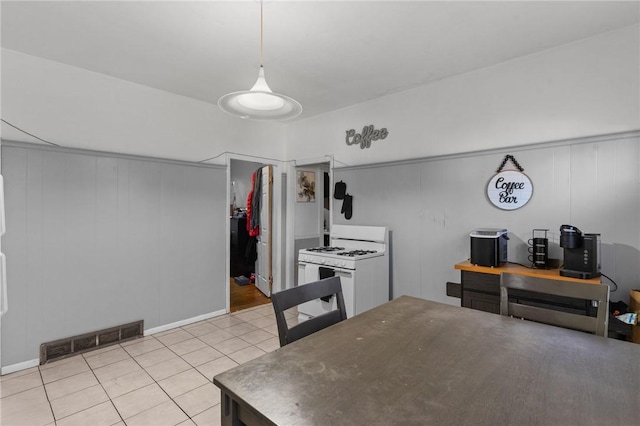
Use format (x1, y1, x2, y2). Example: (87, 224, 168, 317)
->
(213, 296, 640, 425)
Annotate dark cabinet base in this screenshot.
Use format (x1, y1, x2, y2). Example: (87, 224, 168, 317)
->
(460, 270, 593, 317)
(463, 289, 501, 314)
(455, 261, 631, 340)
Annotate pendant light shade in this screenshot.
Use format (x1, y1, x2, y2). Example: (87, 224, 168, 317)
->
(218, 2, 302, 121)
(218, 66, 302, 120)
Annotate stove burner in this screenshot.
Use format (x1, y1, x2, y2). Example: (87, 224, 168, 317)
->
(337, 250, 377, 257)
(305, 246, 345, 253)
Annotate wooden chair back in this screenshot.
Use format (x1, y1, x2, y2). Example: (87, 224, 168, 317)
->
(500, 273, 609, 337)
(271, 276, 347, 347)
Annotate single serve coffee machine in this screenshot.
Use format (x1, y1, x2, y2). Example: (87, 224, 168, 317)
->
(559, 224, 601, 279)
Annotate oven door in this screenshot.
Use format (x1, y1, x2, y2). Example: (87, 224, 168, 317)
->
(297, 262, 355, 319)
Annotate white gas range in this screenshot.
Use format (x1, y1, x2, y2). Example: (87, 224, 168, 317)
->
(297, 225, 390, 320)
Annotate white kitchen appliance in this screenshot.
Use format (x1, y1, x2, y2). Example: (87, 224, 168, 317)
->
(297, 224, 390, 320)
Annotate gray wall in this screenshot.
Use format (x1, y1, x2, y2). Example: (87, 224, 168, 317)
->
(334, 133, 640, 305)
(1, 143, 227, 367)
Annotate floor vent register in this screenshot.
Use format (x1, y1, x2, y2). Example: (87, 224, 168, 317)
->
(39, 320, 143, 365)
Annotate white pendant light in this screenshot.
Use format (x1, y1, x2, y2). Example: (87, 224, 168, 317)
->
(218, 1, 302, 121)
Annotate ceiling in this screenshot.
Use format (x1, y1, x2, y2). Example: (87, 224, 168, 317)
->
(1, 1, 639, 121)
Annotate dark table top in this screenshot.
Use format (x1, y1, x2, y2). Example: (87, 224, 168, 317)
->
(214, 296, 640, 425)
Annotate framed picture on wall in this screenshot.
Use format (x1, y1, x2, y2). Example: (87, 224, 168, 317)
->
(296, 171, 316, 202)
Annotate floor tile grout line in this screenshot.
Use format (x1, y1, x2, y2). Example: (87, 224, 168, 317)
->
(124, 332, 207, 424)
(41, 356, 119, 424)
(43, 354, 124, 424)
(123, 342, 188, 423)
(85, 349, 151, 405)
(2, 308, 280, 426)
(163, 333, 219, 384)
(36, 362, 56, 425)
(108, 315, 259, 408)
(0, 369, 42, 400)
(44, 340, 156, 418)
(85, 355, 126, 426)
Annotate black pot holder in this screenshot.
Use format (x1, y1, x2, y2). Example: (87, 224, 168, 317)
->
(334, 181, 346, 200)
(342, 193, 353, 220)
(334, 180, 352, 219)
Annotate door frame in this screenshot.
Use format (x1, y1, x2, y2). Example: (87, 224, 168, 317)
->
(226, 154, 283, 313)
(255, 165, 273, 297)
(284, 156, 333, 292)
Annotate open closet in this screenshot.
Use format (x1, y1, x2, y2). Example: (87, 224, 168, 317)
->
(229, 159, 272, 312)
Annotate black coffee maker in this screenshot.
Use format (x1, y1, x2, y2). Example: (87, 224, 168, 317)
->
(559, 224, 601, 279)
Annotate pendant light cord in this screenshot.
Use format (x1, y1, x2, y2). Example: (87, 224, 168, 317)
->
(260, 0, 264, 67)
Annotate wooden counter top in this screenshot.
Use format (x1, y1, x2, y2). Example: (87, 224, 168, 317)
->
(455, 260, 601, 285)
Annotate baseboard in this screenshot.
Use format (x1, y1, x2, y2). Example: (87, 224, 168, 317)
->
(1, 358, 39, 376)
(144, 309, 227, 336)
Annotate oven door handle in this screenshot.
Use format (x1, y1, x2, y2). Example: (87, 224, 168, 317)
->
(319, 269, 353, 302)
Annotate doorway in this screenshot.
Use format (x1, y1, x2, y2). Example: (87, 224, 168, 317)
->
(292, 161, 331, 287)
(229, 277, 269, 313)
(229, 159, 271, 312)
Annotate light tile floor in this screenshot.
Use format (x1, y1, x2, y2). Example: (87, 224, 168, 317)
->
(0, 304, 294, 426)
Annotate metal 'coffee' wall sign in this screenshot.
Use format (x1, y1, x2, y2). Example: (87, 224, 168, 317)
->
(345, 125, 388, 149)
(486, 155, 533, 211)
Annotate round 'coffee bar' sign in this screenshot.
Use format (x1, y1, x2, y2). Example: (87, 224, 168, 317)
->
(487, 170, 533, 210)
